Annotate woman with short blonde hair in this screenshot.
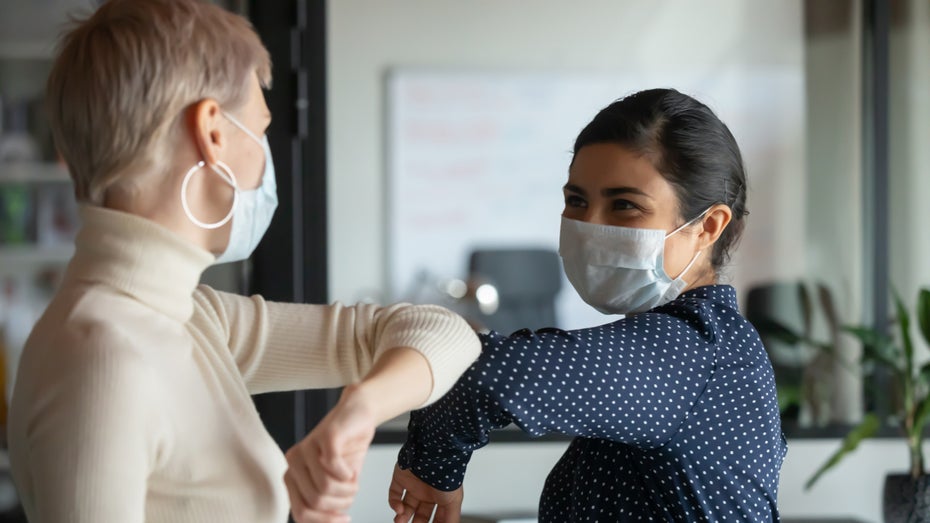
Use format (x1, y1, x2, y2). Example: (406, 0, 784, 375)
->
(7, 1, 481, 522)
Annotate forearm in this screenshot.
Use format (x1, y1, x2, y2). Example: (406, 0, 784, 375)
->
(398, 364, 515, 491)
(341, 346, 432, 425)
(197, 288, 480, 398)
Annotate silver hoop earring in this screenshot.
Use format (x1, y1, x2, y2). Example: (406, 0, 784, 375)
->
(180, 160, 239, 230)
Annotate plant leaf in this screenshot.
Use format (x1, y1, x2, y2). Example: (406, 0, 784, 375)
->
(918, 289, 930, 347)
(798, 283, 813, 338)
(919, 361, 930, 389)
(916, 396, 930, 436)
(843, 325, 902, 373)
(805, 414, 881, 490)
(893, 288, 914, 381)
(917, 362, 930, 437)
(776, 384, 801, 414)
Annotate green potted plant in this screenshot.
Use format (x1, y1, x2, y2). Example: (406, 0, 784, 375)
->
(750, 281, 845, 428)
(801, 288, 930, 522)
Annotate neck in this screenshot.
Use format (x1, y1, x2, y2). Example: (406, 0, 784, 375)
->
(684, 264, 717, 292)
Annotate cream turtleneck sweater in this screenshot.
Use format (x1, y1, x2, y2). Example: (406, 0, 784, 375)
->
(7, 206, 480, 523)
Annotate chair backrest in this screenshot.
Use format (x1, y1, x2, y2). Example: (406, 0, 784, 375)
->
(745, 281, 840, 351)
(468, 248, 562, 334)
(746, 281, 811, 342)
(745, 280, 842, 426)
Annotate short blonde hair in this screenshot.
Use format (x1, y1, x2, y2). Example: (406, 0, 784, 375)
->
(47, 0, 272, 204)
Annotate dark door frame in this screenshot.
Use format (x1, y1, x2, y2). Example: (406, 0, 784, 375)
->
(247, 0, 335, 451)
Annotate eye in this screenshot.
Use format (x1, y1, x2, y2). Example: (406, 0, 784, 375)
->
(564, 194, 587, 208)
(612, 199, 637, 211)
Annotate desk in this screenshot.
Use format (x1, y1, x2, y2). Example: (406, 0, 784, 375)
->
(461, 514, 536, 523)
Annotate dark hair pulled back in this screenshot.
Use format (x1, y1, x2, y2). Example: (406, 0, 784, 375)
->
(573, 88, 749, 270)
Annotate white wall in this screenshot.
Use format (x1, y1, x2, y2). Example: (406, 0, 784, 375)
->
(326, 0, 807, 305)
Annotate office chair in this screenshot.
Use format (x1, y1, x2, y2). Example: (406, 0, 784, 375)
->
(746, 281, 840, 427)
(467, 248, 562, 334)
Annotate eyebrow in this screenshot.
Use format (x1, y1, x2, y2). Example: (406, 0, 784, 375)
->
(563, 183, 652, 199)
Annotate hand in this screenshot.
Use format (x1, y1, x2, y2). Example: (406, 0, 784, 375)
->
(284, 385, 377, 523)
(389, 464, 464, 523)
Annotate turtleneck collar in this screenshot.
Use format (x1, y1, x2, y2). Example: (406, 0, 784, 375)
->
(65, 205, 216, 323)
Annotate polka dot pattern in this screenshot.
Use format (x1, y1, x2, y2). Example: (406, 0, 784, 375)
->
(399, 285, 787, 522)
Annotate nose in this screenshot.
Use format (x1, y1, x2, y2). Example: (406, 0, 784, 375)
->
(577, 207, 610, 226)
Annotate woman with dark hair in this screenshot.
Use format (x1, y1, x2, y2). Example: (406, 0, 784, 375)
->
(386, 88, 786, 522)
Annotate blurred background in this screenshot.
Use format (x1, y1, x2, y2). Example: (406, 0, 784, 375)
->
(0, 0, 927, 522)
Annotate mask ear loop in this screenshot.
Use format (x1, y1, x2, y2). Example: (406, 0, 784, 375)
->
(223, 111, 264, 145)
(222, 111, 269, 181)
(665, 206, 712, 279)
(181, 160, 239, 229)
(672, 250, 702, 280)
(666, 206, 713, 239)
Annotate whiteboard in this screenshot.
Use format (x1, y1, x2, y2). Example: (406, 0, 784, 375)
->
(386, 68, 804, 330)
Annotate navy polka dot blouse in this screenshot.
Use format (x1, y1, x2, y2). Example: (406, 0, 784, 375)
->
(398, 285, 787, 522)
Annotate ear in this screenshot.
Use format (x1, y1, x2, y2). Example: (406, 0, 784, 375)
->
(188, 99, 225, 166)
(697, 204, 733, 251)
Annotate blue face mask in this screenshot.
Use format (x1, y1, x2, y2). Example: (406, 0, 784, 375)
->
(180, 111, 279, 264)
(558, 209, 708, 315)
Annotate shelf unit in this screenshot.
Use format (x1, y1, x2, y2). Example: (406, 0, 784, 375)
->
(0, 162, 74, 276)
(0, 245, 74, 268)
(0, 43, 54, 62)
(0, 5, 83, 520)
(0, 162, 70, 184)
(0, 162, 74, 270)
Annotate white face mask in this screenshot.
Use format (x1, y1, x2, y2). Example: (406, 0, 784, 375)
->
(181, 112, 279, 264)
(558, 210, 707, 315)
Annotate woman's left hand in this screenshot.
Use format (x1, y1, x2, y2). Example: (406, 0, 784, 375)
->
(389, 464, 464, 523)
(284, 385, 377, 523)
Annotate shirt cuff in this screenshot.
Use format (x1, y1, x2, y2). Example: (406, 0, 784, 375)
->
(397, 411, 473, 491)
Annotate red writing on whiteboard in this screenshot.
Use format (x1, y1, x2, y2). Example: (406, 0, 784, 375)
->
(405, 120, 499, 144)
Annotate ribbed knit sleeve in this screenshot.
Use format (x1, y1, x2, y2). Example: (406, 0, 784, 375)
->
(191, 286, 481, 404)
